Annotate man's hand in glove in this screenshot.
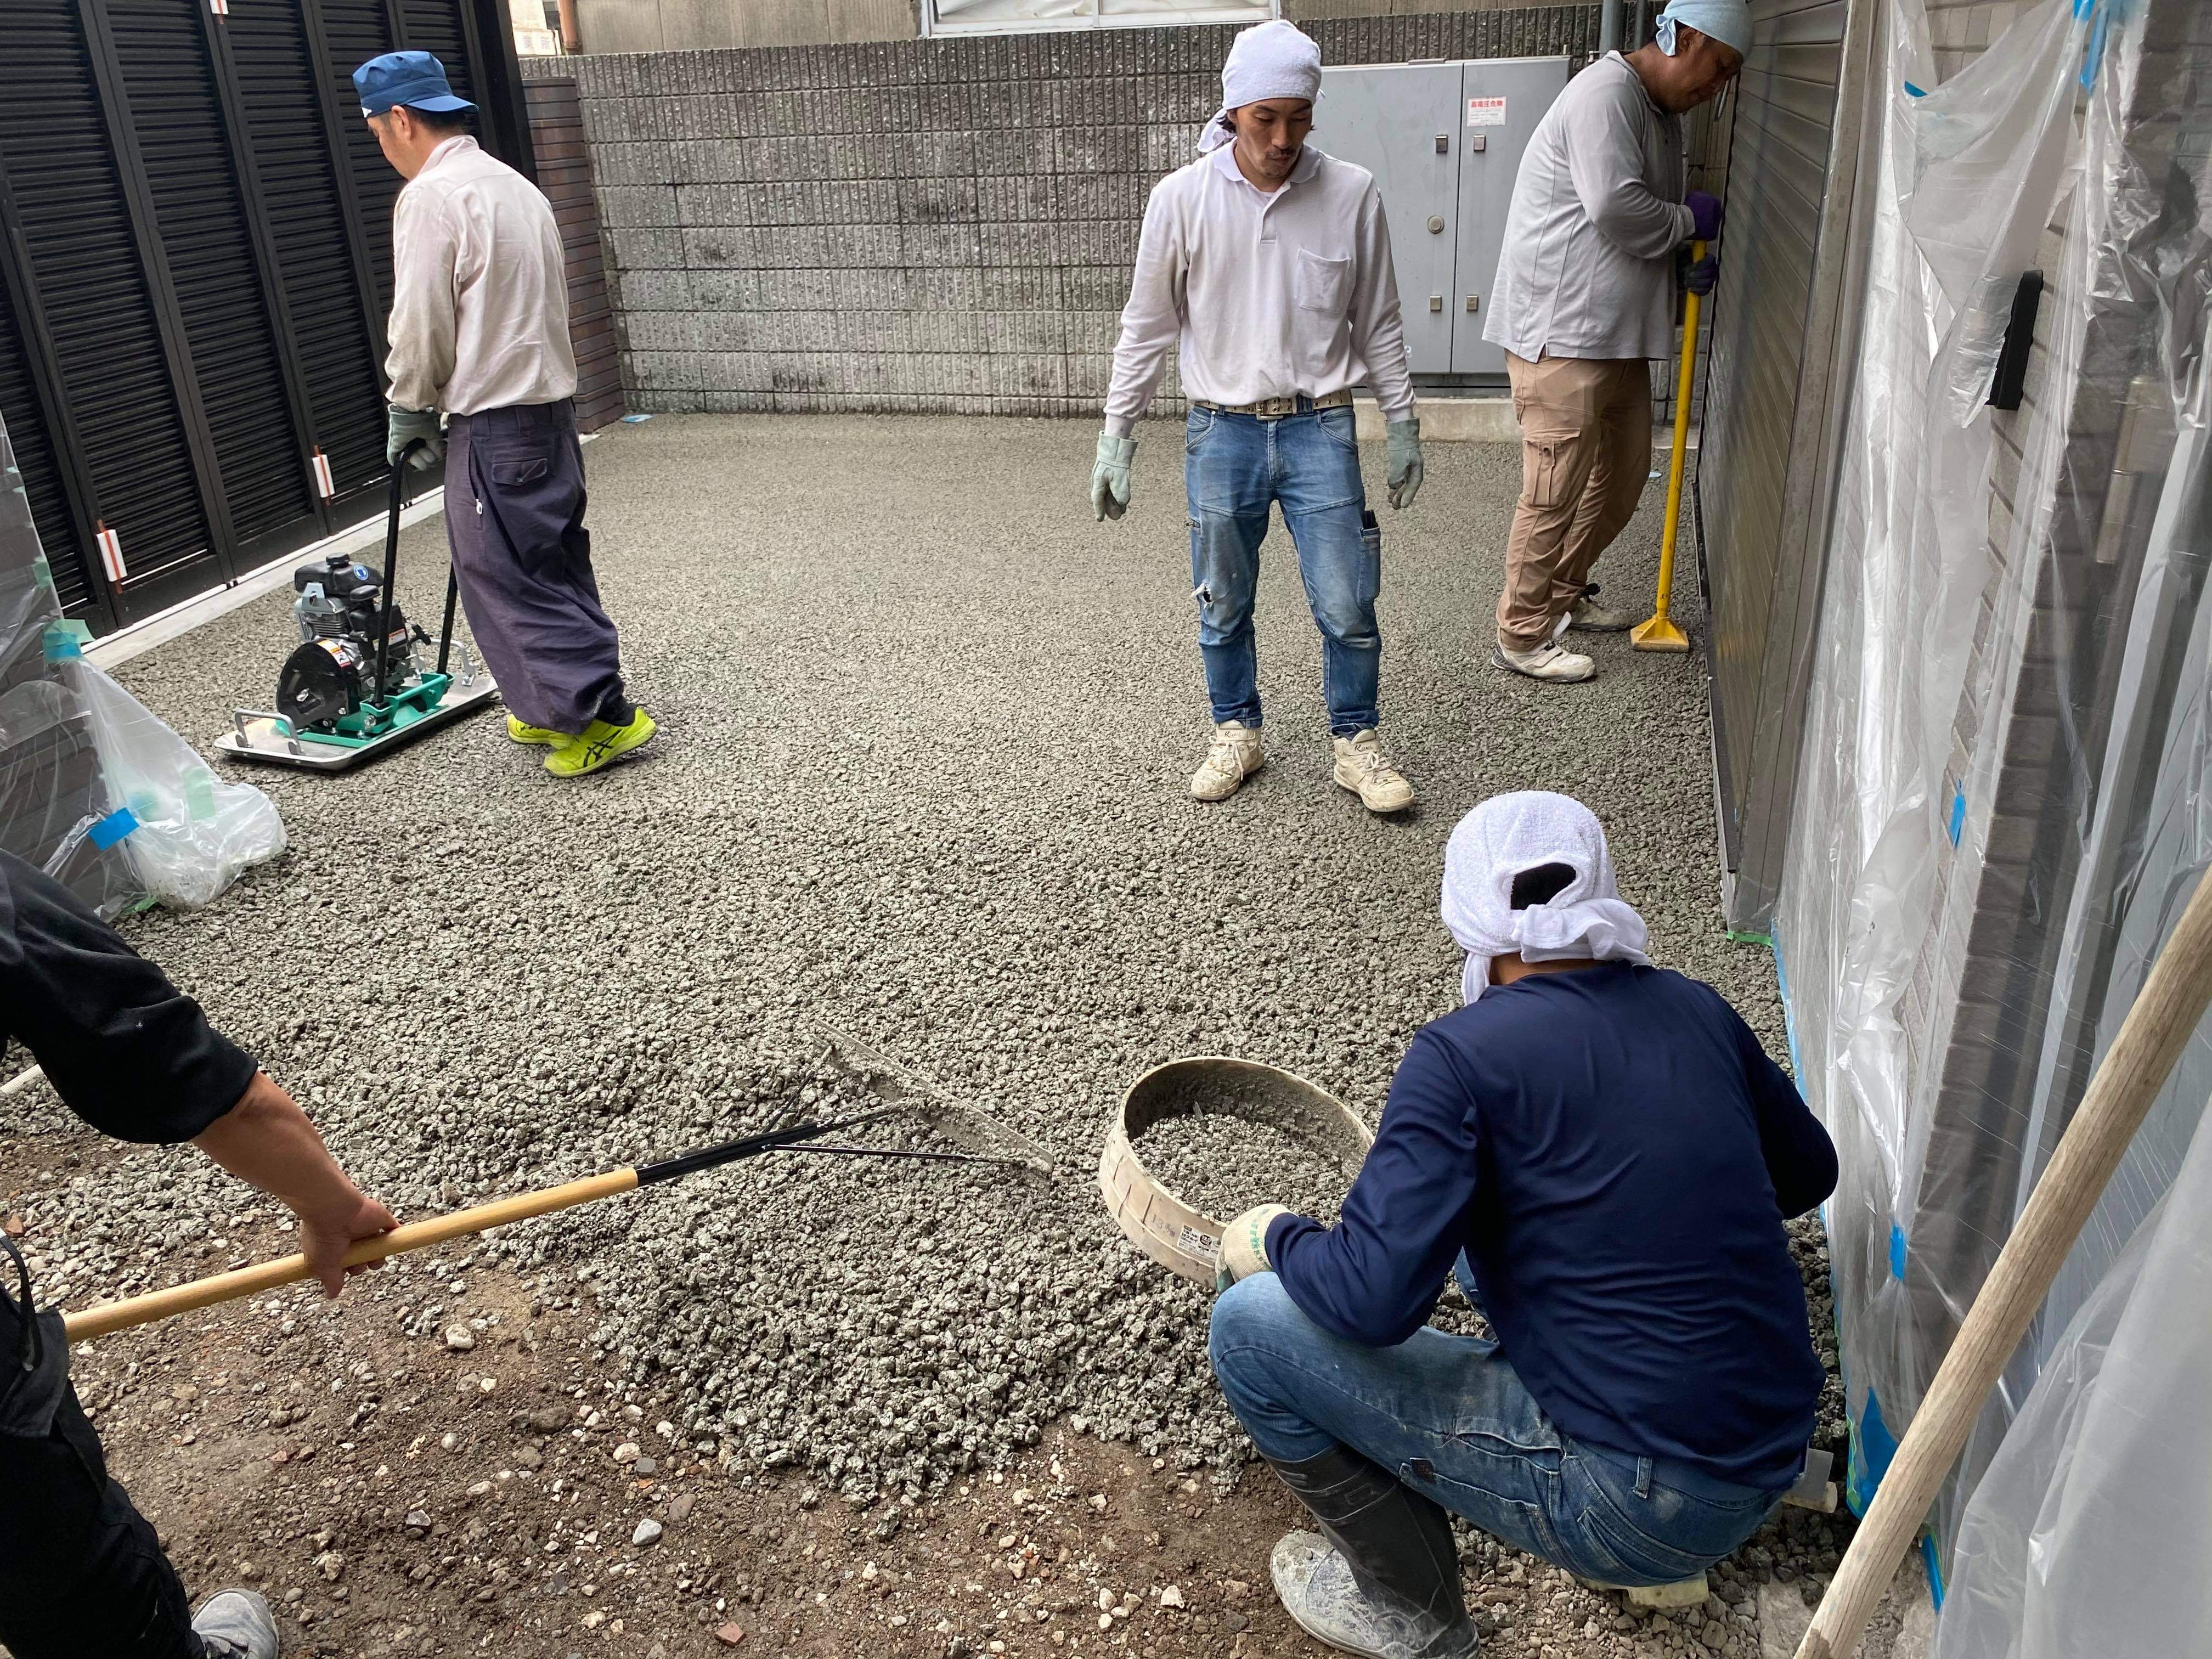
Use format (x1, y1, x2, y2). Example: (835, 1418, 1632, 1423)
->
(387, 405, 445, 469)
(1385, 418, 1424, 511)
(1091, 431, 1137, 522)
(1214, 1203, 1293, 1294)
(1685, 252, 1719, 296)
(1684, 189, 1724, 243)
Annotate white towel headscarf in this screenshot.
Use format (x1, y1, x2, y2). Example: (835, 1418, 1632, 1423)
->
(1198, 20, 1323, 155)
(1653, 0, 1753, 57)
(1440, 792, 1651, 1004)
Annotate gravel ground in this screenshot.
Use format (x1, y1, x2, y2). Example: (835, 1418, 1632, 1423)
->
(9, 416, 1837, 1572)
(1133, 1114, 1352, 1226)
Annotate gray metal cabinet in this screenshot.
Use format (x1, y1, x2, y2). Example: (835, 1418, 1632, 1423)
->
(1317, 55, 1570, 381)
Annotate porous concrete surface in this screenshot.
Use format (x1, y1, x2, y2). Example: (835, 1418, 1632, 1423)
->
(3, 415, 1866, 1655)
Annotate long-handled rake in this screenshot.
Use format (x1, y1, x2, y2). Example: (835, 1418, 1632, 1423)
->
(64, 1032, 1054, 1344)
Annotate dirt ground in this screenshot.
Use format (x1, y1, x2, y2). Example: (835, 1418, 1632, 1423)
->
(2, 1133, 1862, 1659)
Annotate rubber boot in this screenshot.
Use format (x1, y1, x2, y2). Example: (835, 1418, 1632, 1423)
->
(1263, 1445, 1479, 1658)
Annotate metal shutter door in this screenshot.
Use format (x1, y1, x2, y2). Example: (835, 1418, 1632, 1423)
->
(1694, 0, 1847, 927)
(0, 268, 98, 620)
(0, 0, 222, 616)
(107, 0, 319, 559)
(227, 0, 392, 520)
(315, 1, 406, 322)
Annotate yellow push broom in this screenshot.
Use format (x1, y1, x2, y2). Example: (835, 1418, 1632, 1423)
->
(1630, 238, 1706, 654)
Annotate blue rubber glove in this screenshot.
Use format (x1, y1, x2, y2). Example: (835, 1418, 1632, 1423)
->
(1091, 431, 1136, 522)
(1685, 190, 1724, 242)
(1685, 252, 1718, 296)
(387, 406, 444, 470)
(1384, 417, 1423, 511)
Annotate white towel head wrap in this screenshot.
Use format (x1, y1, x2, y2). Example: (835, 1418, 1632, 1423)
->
(1198, 20, 1323, 154)
(1440, 791, 1651, 1004)
(1653, 0, 1753, 58)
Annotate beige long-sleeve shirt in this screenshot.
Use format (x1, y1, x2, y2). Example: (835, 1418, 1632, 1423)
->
(385, 136, 576, 415)
(1483, 53, 1692, 363)
(1104, 144, 1416, 436)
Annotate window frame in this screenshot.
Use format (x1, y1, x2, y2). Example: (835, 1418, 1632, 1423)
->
(921, 0, 1279, 37)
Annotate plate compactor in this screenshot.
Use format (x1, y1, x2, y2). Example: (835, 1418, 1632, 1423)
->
(217, 447, 499, 771)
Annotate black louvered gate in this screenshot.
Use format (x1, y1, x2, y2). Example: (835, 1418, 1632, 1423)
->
(0, 0, 534, 635)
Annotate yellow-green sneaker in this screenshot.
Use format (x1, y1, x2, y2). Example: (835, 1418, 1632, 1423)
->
(507, 715, 574, 748)
(543, 709, 658, 777)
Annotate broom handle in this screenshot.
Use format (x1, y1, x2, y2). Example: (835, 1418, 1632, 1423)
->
(1796, 866, 2212, 1659)
(1651, 240, 1705, 624)
(63, 1169, 639, 1343)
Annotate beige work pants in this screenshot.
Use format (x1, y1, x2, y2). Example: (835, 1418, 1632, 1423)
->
(1496, 353, 1653, 652)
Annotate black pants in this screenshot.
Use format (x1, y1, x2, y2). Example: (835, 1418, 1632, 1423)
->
(0, 1279, 201, 1658)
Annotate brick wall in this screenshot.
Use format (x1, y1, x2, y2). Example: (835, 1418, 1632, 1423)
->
(521, 7, 1604, 416)
(526, 78, 628, 432)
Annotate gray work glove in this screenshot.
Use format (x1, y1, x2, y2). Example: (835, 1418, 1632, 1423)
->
(1212, 1203, 1293, 1295)
(1090, 431, 1137, 522)
(1385, 418, 1424, 511)
(387, 405, 445, 470)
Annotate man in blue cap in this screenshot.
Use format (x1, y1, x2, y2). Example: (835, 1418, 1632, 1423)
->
(1482, 0, 1746, 685)
(353, 50, 657, 777)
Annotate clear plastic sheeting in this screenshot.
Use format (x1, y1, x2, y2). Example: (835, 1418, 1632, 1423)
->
(0, 410, 285, 915)
(1934, 1102, 2212, 1659)
(1774, 0, 2212, 1596)
(0, 415, 138, 915)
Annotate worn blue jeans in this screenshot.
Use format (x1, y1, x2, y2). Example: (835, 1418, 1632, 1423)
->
(1209, 1273, 1788, 1587)
(1183, 403, 1383, 737)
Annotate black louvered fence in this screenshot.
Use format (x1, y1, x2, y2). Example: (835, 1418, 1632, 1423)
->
(0, 0, 535, 635)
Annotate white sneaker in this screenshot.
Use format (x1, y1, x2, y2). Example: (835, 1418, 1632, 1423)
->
(1332, 729, 1415, 814)
(1191, 720, 1264, 801)
(1567, 592, 1637, 631)
(1494, 641, 1597, 682)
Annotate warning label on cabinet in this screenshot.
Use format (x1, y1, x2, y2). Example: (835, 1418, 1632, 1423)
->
(1466, 96, 1508, 126)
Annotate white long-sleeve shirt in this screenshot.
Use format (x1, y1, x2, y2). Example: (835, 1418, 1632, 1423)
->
(1104, 144, 1415, 436)
(1483, 53, 1693, 363)
(385, 136, 577, 415)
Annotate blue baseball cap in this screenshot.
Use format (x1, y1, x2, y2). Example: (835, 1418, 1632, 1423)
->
(353, 50, 476, 117)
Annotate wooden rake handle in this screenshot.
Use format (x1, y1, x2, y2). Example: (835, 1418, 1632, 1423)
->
(1797, 866, 2212, 1657)
(63, 1169, 639, 1343)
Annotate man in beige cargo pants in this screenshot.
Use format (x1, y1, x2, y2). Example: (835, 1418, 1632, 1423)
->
(1481, 0, 1747, 682)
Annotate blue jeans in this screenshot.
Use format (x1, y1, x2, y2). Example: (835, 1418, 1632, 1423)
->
(1184, 403, 1382, 737)
(1209, 1274, 1788, 1587)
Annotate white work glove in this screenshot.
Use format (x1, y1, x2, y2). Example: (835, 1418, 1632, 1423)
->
(1091, 431, 1137, 522)
(1213, 1203, 1293, 1294)
(1385, 418, 1424, 511)
(387, 405, 444, 470)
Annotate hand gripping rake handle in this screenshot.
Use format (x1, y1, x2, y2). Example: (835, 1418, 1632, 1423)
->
(62, 1106, 994, 1343)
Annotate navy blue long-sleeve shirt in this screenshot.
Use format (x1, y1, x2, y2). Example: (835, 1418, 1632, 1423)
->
(1268, 961, 1837, 1489)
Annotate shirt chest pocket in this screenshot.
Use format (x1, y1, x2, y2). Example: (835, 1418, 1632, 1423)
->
(1294, 249, 1353, 317)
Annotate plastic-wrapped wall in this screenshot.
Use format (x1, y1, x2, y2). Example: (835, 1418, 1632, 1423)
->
(1774, 0, 2211, 1596)
(0, 413, 137, 913)
(0, 410, 286, 915)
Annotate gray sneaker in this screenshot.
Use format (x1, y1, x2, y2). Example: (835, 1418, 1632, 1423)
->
(1271, 1531, 1479, 1658)
(193, 1590, 280, 1658)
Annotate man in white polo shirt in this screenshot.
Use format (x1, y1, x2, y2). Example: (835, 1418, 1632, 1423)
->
(1091, 20, 1423, 814)
(1482, 0, 1746, 684)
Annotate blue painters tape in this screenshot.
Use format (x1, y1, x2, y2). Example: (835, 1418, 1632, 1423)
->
(1848, 1386, 1901, 1516)
(1889, 1221, 1909, 1279)
(1904, 80, 1926, 98)
(1921, 1532, 1946, 1609)
(619, 413, 654, 424)
(1948, 787, 1965, 846)
(42, 623, 86, 661)
(87, 808, 139, 850)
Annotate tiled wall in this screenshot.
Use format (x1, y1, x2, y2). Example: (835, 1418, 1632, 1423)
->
(521, 8, 1605, 416)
